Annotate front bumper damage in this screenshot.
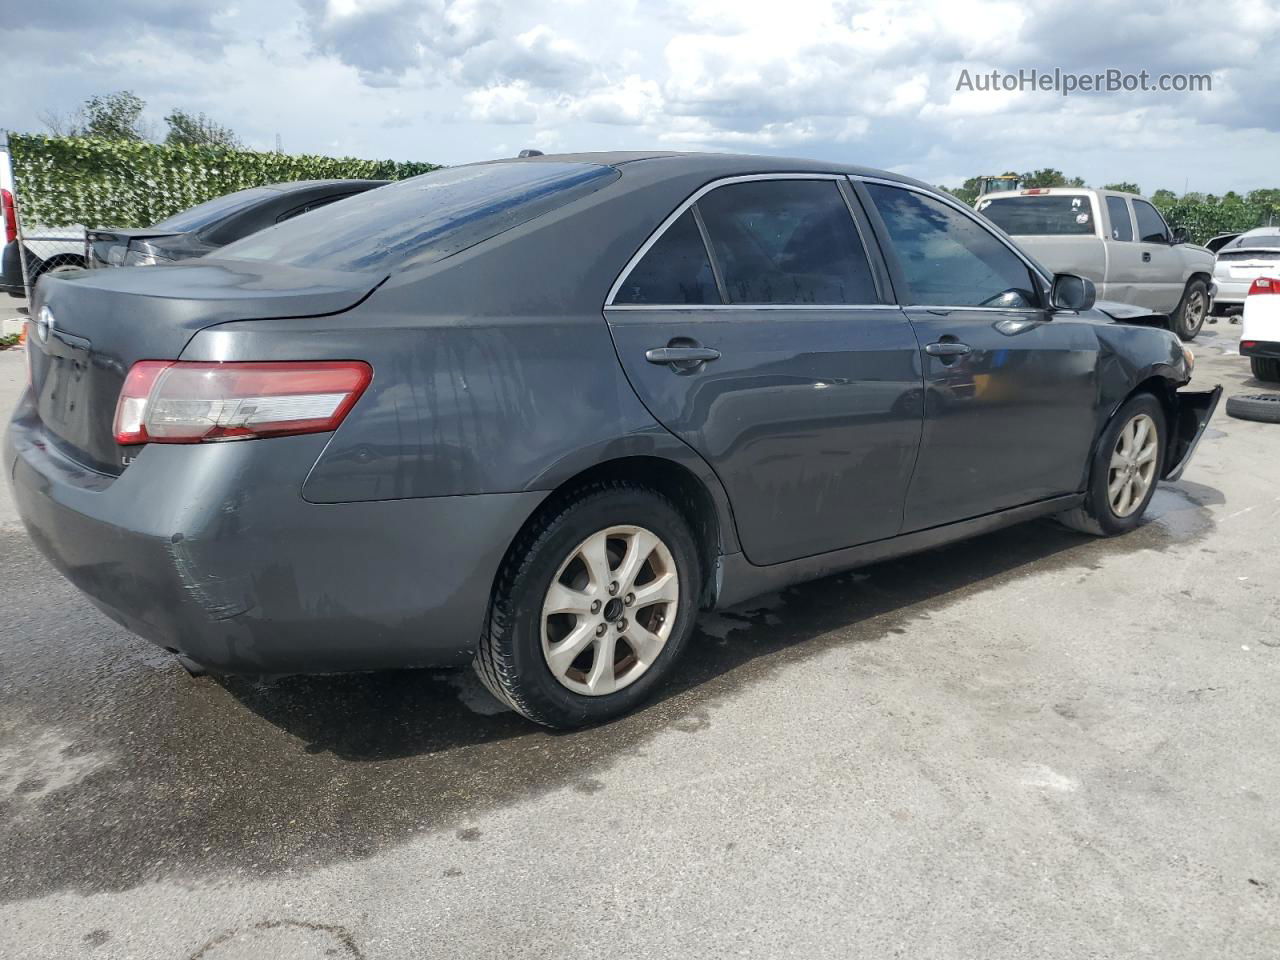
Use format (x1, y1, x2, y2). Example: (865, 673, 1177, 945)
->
(1164, 386, 1222, 482)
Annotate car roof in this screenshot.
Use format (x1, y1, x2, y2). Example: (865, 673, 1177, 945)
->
(1239, 226, 1280, 237)
(260, 179, 388, 191)
(484, 150, 935, 192)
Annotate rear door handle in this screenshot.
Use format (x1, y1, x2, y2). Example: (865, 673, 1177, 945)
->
(924, 341, 971, 357)
(645, 346, 721, 365)
(1142, 251, 1152, 262)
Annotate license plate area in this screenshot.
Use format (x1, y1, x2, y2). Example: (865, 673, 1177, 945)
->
(35, 327, 96, 452)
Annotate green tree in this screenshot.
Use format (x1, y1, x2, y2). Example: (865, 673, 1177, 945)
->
(41, 91, 150, 141)
(1020, 168, 1072, 188)
(1103, 182, 1141, 195)
(164, 110, 241, 149)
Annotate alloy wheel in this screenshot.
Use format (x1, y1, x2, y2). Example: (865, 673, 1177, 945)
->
(540, 525, 679, 696)
(1108, 413, 1158, 517)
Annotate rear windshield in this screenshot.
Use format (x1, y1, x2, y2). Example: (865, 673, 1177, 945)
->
(150, 186, 279, 232)
(977, 195, 1096, 236)
(1223, 233, 1280, 251)
(216, 161, 620, 273)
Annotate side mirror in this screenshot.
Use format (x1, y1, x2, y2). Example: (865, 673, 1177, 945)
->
(1171, 226, 1190, 245)
(1050, 273, 1096, 312)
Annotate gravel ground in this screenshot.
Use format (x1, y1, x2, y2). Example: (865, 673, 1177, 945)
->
(0, 324, 1277, 960)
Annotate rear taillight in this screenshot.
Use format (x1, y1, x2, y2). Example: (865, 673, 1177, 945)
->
(113, 360, 372, 445)
(2, 189, 16, 245)
(1248, 277, 1279, 296)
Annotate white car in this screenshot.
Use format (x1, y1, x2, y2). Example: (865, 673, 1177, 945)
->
(1241, 276, 1280, 382)
(0, 136, 86, 299)
(1212, 227, 1280, 317)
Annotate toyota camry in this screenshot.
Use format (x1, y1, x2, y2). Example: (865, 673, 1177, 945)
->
(6, 152, 1220, 727)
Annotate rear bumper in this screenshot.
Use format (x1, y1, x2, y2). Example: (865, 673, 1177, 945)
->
(5, 397, 544, 674)
(1, 242, 25, 296)
(1240, 340, 1280, 360)
(1163, 386, 1222, 483)
(1212, 277, 1253, 306)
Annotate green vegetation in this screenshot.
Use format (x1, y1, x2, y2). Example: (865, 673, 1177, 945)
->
(0, 333, 21, 350)
(8, 134, 438, 228)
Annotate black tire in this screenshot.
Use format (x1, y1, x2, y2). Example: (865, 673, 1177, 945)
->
(1250, 357, 1280, 383)
(1172, 279, 1209, 341)
(32, 255, 86, 282)
(1226, 393, 1280, 423)
(1058, 392, 1166, 536)
(474, 481, 702, 728)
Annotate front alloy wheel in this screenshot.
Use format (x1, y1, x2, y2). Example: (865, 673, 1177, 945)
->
(1107, 413, 1159, 517)
(1058, 391, 1166, 536)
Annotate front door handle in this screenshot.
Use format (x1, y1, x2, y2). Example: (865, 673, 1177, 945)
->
(1142, 251, 1152, 262)
(645, 346, 721, 365)
(924, 341, 971, 357)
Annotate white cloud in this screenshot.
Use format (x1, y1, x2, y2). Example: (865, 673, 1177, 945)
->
(5, 0, 1280, 194)
(464, 83, 539, 124)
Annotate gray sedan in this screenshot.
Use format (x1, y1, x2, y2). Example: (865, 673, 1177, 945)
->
(5, 152, 1219, 727)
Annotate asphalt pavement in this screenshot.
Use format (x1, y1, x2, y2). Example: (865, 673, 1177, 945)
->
(0, 324, 1277, 959)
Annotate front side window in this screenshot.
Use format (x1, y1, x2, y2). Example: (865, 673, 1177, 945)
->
(978, 194, 1095, 236)
(1105, 196, 1134, 241)
(867, 183, 1039, 308)
(695, 179, 879, 305)
(1132, 200, 1170, 244)
(613, 210, 717, 305)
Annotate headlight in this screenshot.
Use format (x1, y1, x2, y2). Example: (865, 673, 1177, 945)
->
(1182, 345, 1195, 373)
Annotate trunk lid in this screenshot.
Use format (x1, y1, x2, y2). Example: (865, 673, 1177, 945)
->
(27, 258, 382, 475)
(86, 228, 182, 267)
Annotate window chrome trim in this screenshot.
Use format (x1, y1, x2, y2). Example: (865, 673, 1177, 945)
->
(606, 303, 900, 312)
(605, 172, 851, 308)
(854, 175, 1055, 298)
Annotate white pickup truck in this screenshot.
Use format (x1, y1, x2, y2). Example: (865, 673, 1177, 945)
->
(977, 187, 1216, 341)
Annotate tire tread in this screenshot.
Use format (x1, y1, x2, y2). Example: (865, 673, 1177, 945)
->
(473, 479, 693, 727)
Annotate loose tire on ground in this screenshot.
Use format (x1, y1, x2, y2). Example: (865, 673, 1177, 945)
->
(1172, 279, 1209, 341)
(1226, 393, 1280, 423)
(1058, 392, 1166, 536)
(1249, 357, 1280, 383)
(474, 480, 701, 728)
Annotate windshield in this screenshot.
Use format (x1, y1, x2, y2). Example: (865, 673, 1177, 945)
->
(977, 195, 1096, 236)
(216, 161, 620, 273)
(150, 186, 279, 232)
(1225, 233, 1280, 251)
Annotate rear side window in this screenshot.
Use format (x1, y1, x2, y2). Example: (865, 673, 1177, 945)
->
(1132, 200, 1170, 243)
(217, 162, 619, 273)
(696, 180, 879, 305)
(868, 183, 1039, 308)
(614, 210, 717, 304)
(977, 195, 1095, 235)
(1106, 196, 1134, 241)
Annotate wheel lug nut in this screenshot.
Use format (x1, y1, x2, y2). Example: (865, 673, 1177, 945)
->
(590, 600, 601, 614)
(617, 619, 628, 631)
(624, 593, 634, 606)
(596, 623, 608, 636)
(608, 581, 619, 596)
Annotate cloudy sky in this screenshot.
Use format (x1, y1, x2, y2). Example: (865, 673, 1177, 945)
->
(9, 0, 1280, 193)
